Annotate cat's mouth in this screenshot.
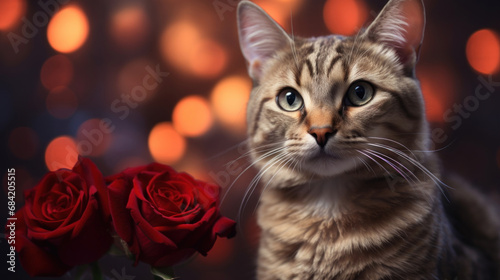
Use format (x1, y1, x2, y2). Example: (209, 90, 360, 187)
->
(305, 150, 342, 169)
(311, 149, 340, 160)
(302, 148, 355, 176)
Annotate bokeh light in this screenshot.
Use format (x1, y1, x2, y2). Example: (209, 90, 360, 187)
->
(323, 0, 368, 36)
(110, 5, 150, 51)
(40, 54, 74, 90)
(211, 76, 252, 135)
(173, 95, 213, 137)
(176, 152, 212, 183)
(47, 5, 89, 53)
(8, 127, 38, 160)
(76, 118, 113, 157)
(45, 136, 78, 171)
(254, 0, 293, 29)
(148, 122, 186, 164)
(466, 29, 500, 74)
(46, 86, 78, 119)
(117, 58, 159, 99)
(418, 65, 456, 123)
(191, 39, 227, 78)
(0, 0, 25, 31)
(273, 0, 303, 4)
(160, 20, 227, 78)
(254, 0, 304, 29)
(420, 82, 443, 122)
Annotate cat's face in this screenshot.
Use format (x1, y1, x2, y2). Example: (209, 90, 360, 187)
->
(238, 0, 428, 183)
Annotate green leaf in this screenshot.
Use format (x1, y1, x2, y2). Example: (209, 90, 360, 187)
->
(108, 243, 126, 256)
(90, 262, 103, 280)
(75, 264, 89, 280)
(151, 266, 177, 280)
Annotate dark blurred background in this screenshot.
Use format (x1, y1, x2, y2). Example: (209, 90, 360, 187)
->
(1, 0, 500, 279)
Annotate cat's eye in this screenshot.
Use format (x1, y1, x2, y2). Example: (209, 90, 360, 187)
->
(345, 81, 374, 106)
(276, 88, 304, 112)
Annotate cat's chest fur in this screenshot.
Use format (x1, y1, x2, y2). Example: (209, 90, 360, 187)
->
(256, 178, 449, 280)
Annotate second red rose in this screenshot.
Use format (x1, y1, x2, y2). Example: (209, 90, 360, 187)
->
(106, 163, 236, 267)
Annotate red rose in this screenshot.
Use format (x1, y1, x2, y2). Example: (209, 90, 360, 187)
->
(10, 157, 113, 277)
(106, 163, 236, 267)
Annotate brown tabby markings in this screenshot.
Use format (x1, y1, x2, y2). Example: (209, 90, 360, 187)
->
(237, 0, 500, 279)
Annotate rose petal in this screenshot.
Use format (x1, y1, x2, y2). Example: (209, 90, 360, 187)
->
(194, 182, 220, 208)
(24, 203, 74, 239)
(59, 190, 85, 228)
(13, 209, 72, 277)
(73, 157, 110, 218)
(212, 216, 237, 238)
(127, 190, 177, 248)
(70, 187, 98, 238)
(196, 215, 236, 255)
(133, 174, 153, 203)
(63, 172, 88, 194)
(30, 172, 67, 219)
(159, 229, 193, 245)
(57, 200, 113, 266)
(133, 224, 187, 266)
(25, 188, 87, 240)
(108, 178, 135, 244)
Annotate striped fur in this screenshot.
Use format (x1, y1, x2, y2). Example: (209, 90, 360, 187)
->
(238, 1, 500, 279)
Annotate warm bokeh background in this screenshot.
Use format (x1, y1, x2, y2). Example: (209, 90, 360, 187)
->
(1, 0, 500, 279)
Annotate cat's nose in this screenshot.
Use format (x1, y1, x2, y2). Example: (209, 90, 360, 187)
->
(308, 126, 335, 147)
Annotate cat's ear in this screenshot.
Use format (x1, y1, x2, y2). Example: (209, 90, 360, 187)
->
(237, 1, 292, 80)
(364, 0, 425, 67)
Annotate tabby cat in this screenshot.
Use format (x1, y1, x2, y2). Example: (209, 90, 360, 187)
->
(236, 0, 500, 279)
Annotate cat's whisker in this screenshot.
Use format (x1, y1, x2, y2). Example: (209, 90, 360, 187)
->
(289, 7, 300, 71)
(351, 157, 358, 171)
(411, 139, 456, 154)
(367, 143, 445, 185)
(367, 143, 452, 201)
(205, 139, 250, 162)
(346, 29, 364, 66)
(221, 145, 288, 205)
(238, 152, 290, 223)
(364, 149, 429, 197)
(367, 136, 418, 160)
(291, 152, 302, 173)
(364, 149, 404, 176)
(357, 155, 375, 174)
(357, 150, 395, 189)
(362, 149, 410, 191)
(226, 141, 288, 167)
(366, 148, 420, 184)
(251, 155, 297, 217)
